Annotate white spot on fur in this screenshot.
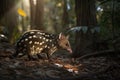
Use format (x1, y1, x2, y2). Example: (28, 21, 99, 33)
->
(43, 37, 45, 40)
(46, 35, 50, 37)
(25, 38, 28, 41)
(0, 34, 5, 37)
(33, 35, 37, 38)
(37, 32, 40, 34)
(30, 45, 35, 55)
(30, 31, 34, 34)
(39, 42, 43, 45)
(29, 41, 32, 44)
(45, 45, 47, 48)
(37, 32, 42, 35)
(36, 42, 39, 44)
(46, 39, 49, 42)
(48, 46, 50, 49)
(39, 48, 43, 51)
(42, 33, 45, 35)
(34, 42, 37, 44)
(42, 41, 45, 44)
(29, 36, 32, 39)
(49, 39, 52, 42)
(52, 44, 54, 47)
(34, 41, 39, 45)
(36, 47, 40, 53)
(21, 40, 24, 42)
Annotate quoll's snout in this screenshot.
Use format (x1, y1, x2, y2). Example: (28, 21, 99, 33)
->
(11, 30, 72, 60)
(67, 48, 72, 53)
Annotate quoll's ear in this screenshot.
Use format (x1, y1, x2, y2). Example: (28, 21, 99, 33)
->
(59, 32, 65, 40)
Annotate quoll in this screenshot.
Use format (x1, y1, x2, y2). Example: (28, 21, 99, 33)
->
(11, 30, 72, 60)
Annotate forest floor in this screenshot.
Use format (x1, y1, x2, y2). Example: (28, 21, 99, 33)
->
(0, 42, 120, 80)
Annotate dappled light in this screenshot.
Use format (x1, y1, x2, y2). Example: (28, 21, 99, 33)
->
(0, 0, 120, 80)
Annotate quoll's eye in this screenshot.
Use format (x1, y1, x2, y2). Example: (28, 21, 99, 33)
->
(66, 43, 69, 47)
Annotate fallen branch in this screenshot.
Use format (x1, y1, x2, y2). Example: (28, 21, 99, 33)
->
(78, 49, 120, 60)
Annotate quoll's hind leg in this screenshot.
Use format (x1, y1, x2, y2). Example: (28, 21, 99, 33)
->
(46, 53, 53, 62)
(27, 53, 39, 61)
(46, 53, 50, 60)
(28, 54, 35, 60)
(37, 54, 44, 59)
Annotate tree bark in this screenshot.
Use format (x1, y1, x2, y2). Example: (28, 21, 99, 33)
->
(62, 0, 69, 28)
(29, 0, 36, 27)
(73, 0, 98, 58)
(34, 0, 44, 30)
(0, 0, 18, 42)
(0, 0, 16, 19)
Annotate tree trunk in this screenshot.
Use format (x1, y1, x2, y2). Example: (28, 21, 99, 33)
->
(62, 0, 69, 28)
(0, 0, 16, 19)
(75, 0, 97, 26)
(73, 0, 98, 57)
(34, 0, 44, 30)
(0, 0, 18, 42)
(29, 0, 36, 27)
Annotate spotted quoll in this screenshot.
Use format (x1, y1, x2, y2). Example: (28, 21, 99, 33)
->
(11, 30, 72, 60)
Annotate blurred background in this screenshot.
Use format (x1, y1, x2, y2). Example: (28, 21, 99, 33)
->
(0, 0, 120, 52)
(0, 0, 76, 43)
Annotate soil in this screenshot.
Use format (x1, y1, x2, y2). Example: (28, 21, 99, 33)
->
(0, 42, 120, 80)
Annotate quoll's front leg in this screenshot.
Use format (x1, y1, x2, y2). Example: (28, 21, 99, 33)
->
(46, 53, 50, 60)
(45, 47, 57, 62)
(37, 54, 44, 59)
(27, 54, 38, 61)
(44, 52, 54, 62)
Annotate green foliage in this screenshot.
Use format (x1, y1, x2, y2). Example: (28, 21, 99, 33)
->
(97, 0, 120, 39)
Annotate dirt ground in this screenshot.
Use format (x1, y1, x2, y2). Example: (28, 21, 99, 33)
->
(0, 42, 120, 80)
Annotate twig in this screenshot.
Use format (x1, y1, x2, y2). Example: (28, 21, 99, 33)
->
(78, 49, 119, 60)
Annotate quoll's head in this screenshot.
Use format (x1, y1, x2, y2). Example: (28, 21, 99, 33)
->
(58, 33, 72, 53)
